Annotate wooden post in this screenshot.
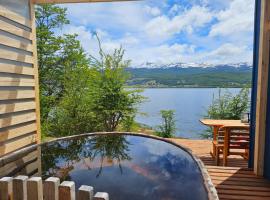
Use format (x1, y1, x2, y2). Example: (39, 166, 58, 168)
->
(27, 177, 43, 200)
(30, 0, 42, 144)
(44, 177, 60, 200)
(59, 181, 76, 200)
(13, 175, 28, 200)
(0, 177, 13, 200)
(223, 128, 230, 167)
(254, 0, 270, 176)
(78, 185, 94, 200)
(212, 126, 219, 157)
(94, 192, 109, 200)
(0, 176, 110, 200)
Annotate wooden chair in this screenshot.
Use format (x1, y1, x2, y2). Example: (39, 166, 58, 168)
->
(213, 127, 250, 166)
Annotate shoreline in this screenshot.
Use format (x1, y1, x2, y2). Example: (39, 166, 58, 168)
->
(125, 86, 252, 89)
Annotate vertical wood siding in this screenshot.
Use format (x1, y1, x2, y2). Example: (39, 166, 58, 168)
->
(264, 58, 270, 179)
(251, 0, 270, 177)
(250, 0, 270, 180)
(0, 0, 41, 156)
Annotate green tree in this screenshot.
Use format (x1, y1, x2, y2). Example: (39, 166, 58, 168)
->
(36, 5, 95, 136)
(207, 88, 250, 120)
(156, 110, 176, 138)
(121, 115, 136, 132)
(36, 6, 144, 137)
(202, 88, 250, 139)
(36, 5, 69, 124)
(89, 34, 144, 132)
(46, 35, 99, 136)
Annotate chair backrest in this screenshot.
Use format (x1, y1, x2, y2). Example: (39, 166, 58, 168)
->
(230, 127, 250, 138)
(217, 127, 250, 144)
(229, 127, 250, 147)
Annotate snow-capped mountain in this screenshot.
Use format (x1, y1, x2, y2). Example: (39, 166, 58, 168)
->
(126, 62, 252, 87)
(134, 62, 252, 69)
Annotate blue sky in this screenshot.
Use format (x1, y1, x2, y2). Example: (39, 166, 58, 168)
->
(61, 0, 255, 66)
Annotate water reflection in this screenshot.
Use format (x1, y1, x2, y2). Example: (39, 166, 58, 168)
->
(83, 135, 131, 177)
(41, 135, 131, 179)
(41, 134, 208, 200)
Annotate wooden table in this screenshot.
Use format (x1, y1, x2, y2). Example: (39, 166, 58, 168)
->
(200, 119, 250, 166)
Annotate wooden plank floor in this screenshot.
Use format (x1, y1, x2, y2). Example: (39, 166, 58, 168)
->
(171, 139, 270, 200)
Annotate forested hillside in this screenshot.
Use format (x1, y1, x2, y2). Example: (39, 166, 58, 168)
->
(126, 65, 252, 88)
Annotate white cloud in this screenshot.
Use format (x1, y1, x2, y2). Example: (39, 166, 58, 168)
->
(61, 25, 139, 60)
(205, 43, 253, 64)
(119, 35, 139, 46)
(60, 0, 254, 66)
(60, 23, 194, 65)
(127, 43, 252, 66)
(211, 43, 244, 56)
(145, 6, 213, 42)
(63, 2, 149, 31)
(209, 0, 254, 37)
(61, 25, 253, 66)
(61, 25, 100, 57)
(168, 4, 182, 15)
(144, 6, 161, 16)
(127, 43, 196, 65)
(184, 43, 253, 64)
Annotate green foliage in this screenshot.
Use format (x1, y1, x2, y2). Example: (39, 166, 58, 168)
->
(47, 53, 97, 136)
(36, 5, 70, 123)
(121, 115, 136, 132)
(36, 5, 143, 137)
(156, 110, 176, 138)
(36, 5, 98, 137)
(207, 88, 250, 120)
(201, 88, 250, 139)
(89, 34, 144, 131)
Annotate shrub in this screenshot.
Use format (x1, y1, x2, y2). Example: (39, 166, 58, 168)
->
(89, 34, 144, 132)
(156, 110, 176, 138)
(201, 88, 250, 139)
(207, 88, 250, 120)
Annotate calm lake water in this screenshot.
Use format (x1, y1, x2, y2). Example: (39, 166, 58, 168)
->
(136, 88, 246, 139)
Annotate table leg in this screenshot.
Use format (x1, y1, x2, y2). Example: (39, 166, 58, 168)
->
(223, 128, 230, 166)
(212, 126, 218, 157)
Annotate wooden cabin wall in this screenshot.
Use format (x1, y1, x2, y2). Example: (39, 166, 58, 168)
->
(0, 146, 41, 177)
(0, 0, 41, 157)
(265, 71, 270, 179)
(252, 0, 270, 179)
(264, 0, 270, 179)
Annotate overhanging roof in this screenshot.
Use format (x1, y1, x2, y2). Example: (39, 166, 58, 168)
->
(34, 0, 139, 4)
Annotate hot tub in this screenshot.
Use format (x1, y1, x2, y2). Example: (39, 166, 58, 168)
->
(0, 133, 218, 200)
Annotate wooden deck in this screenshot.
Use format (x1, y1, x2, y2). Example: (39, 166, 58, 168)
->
(171, 139, 270, 200)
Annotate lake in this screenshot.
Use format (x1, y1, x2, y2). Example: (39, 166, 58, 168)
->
(136, 88, 246, 139)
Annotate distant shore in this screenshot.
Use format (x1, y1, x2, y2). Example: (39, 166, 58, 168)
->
(125, 85, 252, 89)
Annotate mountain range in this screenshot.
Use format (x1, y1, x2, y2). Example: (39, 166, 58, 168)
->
(135, 62, 252, 69)
(126, 62, 252, 88)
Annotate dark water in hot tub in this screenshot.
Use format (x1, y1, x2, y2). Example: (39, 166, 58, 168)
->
(41, 134, 208, 200)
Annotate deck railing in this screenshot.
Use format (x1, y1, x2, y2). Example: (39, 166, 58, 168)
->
(0, 176, 109, 200)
